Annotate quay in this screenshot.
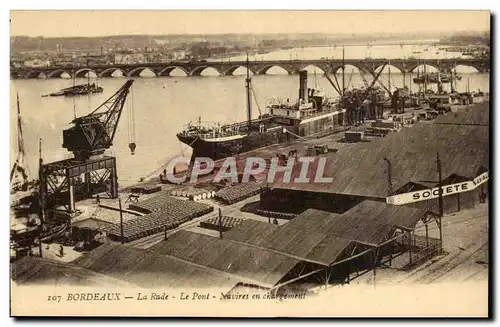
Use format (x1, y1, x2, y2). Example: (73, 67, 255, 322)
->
(10, 57, 490, 79)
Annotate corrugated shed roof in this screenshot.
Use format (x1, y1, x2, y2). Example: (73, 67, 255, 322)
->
(150, 230, 300, 287)
(72, 218, 116, 231)
(11, 256, 134, 287)
(219, 220, 279, 245)
(226, 201, 425, 256)
(270, 115, 489, 198)
(435, 102, 489, 126)
(224, 215, 351, 265)
(72, 243, 238, 290)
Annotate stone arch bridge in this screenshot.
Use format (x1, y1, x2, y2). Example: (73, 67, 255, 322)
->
(11, 58, 490, 79)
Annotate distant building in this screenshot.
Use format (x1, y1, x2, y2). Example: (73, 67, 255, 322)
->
(114, 53, 145, 64)
(172, 50, 186, 60)
(23, 59, 51, 68)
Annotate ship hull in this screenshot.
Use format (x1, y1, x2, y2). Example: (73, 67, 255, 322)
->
(177, 128, 286, 162)
(178, 111, 346, 162)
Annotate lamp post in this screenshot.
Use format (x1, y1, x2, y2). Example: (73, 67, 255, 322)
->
(118, 196, 124, 244)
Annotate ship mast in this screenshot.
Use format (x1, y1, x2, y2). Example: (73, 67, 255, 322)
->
(341, 46, 345, 96)
(245, 53, 252, 134)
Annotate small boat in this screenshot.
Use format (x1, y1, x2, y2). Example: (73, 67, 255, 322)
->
(413, 72, 452, 84)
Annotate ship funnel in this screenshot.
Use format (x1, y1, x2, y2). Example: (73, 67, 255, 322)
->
(299, 70, 308, 103)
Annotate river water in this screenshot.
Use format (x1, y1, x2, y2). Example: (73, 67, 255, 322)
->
(11, 44, 489, 187)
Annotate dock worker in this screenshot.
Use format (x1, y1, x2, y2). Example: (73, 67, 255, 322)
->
(59, 245, 64, 258)
(96, 194, 100, 204)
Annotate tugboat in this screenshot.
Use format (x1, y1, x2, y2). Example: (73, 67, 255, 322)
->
(177, 56, 347, 162)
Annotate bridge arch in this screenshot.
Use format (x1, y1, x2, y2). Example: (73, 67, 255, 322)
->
(331, 64, 361, 75)
(257, 65, 290, 75)
(373, 64, 403, 74)
(189, 66, 223, 76)
(157, 66, 189, 77)
(452, 64, 480, 74)
(298, 64, 326, 74)
(75, 68, 96, 78)
(128, 67, 157, 77)
(99, 68, 126, 78)
(223, 65, 256, 76)
(408, 64, 439, 73)
(46, 69, 71, 78)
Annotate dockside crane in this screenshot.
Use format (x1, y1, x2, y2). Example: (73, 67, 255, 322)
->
(40, 80, 136, 217)
(62, 79, 135, 161)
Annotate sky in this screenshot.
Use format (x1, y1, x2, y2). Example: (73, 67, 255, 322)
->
(10, 11, 490, 38)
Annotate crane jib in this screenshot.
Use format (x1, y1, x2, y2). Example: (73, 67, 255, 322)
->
(61, 79, 135, 161)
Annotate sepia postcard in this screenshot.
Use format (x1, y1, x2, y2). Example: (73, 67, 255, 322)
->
(9, 10, 490, 317)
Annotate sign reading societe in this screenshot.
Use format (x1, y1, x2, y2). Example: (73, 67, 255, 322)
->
(386, 172, 488, 205)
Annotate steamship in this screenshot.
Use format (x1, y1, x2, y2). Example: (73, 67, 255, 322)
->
(177, 67, 346, 162)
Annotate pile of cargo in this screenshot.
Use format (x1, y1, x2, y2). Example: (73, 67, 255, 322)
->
(170, 187, 216, 201)
(199, 216, 244, 232)
(214, 182, 262, 205)
(106, 196, 213, 242)
(365, 119, 402, 137)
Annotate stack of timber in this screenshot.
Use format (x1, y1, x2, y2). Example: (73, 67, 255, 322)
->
(214, 182, 262, 205)
(199, 216, 244, 232)
(106, 193, 213, 242)
(170, 187, 216, 201)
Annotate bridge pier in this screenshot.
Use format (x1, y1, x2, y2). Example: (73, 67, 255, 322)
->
(10, 58, 490, 79)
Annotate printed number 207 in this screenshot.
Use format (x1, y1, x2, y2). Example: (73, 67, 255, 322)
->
(48, 295, 62, 303)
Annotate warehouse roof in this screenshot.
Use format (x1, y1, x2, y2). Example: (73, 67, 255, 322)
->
(150, 230, 300, 288)
(73, 243, 239, 291)
(11, 256, 134, 287)
(225, 201, 426, 250)
(435, 102, 489, 126)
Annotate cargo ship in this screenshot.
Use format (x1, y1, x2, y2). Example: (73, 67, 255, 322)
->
(177, 64, 346, 162)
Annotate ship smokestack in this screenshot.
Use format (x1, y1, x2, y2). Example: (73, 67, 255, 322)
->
(299, 70, 308, 103)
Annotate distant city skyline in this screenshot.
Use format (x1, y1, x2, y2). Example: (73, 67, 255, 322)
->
(11, 11, 490, 38)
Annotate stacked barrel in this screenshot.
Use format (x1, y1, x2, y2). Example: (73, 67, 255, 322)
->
(214, 182, 262, 205)
(199, 216, 244, 232)
(170, 187, 216, 201)
(106, 193, 213, 242)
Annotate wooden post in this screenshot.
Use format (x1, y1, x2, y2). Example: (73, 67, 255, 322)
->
(118, 197, 124, 244)
(347, 261, 350, 284)
(408, 231, 412, 264)
(38, 224, 43, 258)
(425, 223, 429, 248)
(218, 208, 223, 240)
(389, 243, 393, 266)
(437, 152, 444, 251)
(373, 248, 379, 288)
(324, 267, 328, 290)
